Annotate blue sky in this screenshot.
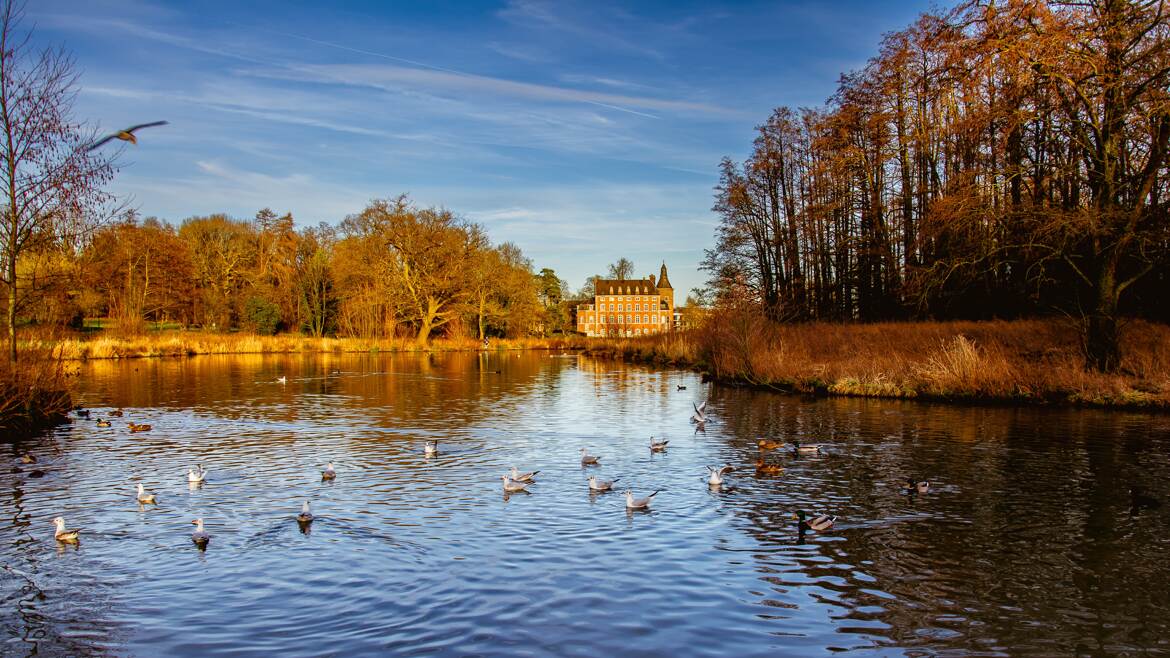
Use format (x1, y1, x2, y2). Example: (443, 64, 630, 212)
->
(33, 0, 932, 298)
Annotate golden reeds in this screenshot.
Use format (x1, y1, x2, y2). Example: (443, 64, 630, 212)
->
(585, 314, 1170, 409)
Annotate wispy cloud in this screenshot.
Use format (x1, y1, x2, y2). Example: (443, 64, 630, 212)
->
(498, 0, 667, 61)
(262, 63, 736, 118)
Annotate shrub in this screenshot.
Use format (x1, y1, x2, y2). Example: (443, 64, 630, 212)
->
(243, 297, 282, 335)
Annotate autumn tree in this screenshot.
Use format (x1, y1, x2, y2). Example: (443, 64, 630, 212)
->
(704, 0, 1170, 371)
(83, 217, 193, 333)
(294, 224, 336, 337)
(1025, 0, 1170, 370)
(179, 215, 256, 330)
(0, 1, 116, 360)
(341, 196, 485, 345)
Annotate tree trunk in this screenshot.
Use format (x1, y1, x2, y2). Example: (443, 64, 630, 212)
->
(1085, 252, 1121, 372)
(6, 242, 15, 363)
(477, 295, 485, 341)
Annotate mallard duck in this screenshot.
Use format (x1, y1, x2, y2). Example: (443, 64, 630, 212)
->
(707, 464, 734, 486)
(755, 457, 784, 475)
(756, 438, 784, 451)
(509, 466, 539, 483)
(109, 409, 124, 417)
(794, 510, 836, 532)
(424, 441, 438, 457)
(580, 448, 601, 466)
(904, 478, 929, 494)
(53, 517, 80, 543)
(87, 121, 168, 150)
(677, 384, 687, 390)
(297, 500, 314, 523)
(96, 418, 111, 428)
(191, 518, 210, 548)
(624, 489, 659, 510)
(127, 422, 152, 433)
(187, 465, 206, 484)
(587, 475, 618, 492)
(76, 408, 91, 419)
(649, 437, 669, 452)
(501, 475, 530, 493)
(321, 462, 336, 480)
(136, 483, 157, 504)
(791, 441, 821, 455)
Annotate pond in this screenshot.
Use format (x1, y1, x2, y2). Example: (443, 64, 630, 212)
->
(3, 351, 1169, 656)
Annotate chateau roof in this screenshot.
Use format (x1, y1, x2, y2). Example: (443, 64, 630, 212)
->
(594, 278, 657, 296)
(658, 262, 673, 289)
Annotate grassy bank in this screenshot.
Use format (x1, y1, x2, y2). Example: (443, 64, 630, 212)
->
(584, 316, 1170, 410)
(1, 355, 73, 437)
(28, 332, 589, 360)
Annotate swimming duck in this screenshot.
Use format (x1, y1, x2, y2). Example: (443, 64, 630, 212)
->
(127, 422, 152, 433)
(501, 475, 530, 493)
(96, 418, 111, 428)
(109, 409, 124, 417)
(580, 448, 601, 466)
(76, 409, 91, 419)
(136, 483, 157, 504)
(624, 489, 659, 510)
(756, 438, 784, 451)
(649, 437, 669, 452)
(297, 500, 314, 523)
(509, 466, 539, 483)
(794, 511, 836, 532)
(707, 464, 734, 486)
(424, 441, 438, 457)
(677, 385, 687, 391)
(791, 441, 821, 455)
(19, 454, 36, 464)
(588, 475, 619, 492)
(904, 478, 930, 494)
(321, 462, 336, 480)
(53, 517, 80, 543)
(187, 465, 207, 484)
(191, 518, 210, 548)
(755, 457, 784, 476)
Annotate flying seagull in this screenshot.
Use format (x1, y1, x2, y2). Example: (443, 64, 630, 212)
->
(87, 121, 168, 151)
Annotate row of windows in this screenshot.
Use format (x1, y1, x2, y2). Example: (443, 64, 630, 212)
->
(579, 314, 668, 324)
(599, 302, 661, 312)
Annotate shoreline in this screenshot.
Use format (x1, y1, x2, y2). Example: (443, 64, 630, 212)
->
(11, 317, 1170, 419)
(27, 332, 590, 361)
(581, 317, 1170, 412)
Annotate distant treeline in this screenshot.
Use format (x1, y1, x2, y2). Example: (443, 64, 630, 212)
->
(705, 0, 1170, 370)
(23, 195, 574, 344)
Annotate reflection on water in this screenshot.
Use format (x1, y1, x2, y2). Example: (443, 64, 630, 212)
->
(3, 352, 1169, 656)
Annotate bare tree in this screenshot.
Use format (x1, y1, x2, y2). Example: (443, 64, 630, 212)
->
(607, 257, 635, 280)
(0, 1, 116, 361)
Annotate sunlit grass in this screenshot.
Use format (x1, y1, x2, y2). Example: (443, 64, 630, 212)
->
(32, 331, 590, 360)
(584, 314, 1170, 409)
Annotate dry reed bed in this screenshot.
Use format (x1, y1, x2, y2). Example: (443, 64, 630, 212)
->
(31, 333, 589, 361)
(1, 354, 73, 437)
(586, 317, 1170, 409)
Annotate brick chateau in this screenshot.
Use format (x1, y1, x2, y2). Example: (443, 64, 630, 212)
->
(575, 263, 676, 337)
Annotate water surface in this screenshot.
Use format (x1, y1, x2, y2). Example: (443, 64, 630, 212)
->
(3, 352, 1169, 656)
